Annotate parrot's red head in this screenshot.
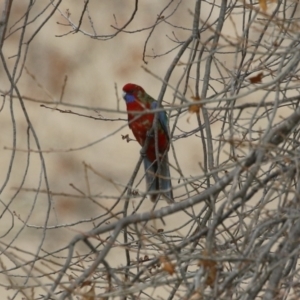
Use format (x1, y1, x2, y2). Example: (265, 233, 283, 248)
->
(122, 83, 145, 104)
(123, 83, 145, 95)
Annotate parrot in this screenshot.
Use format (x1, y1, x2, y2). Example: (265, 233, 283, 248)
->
(122, 83, 174, 203)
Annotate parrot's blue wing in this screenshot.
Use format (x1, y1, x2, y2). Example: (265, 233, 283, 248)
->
(150, 101, 170, 141)
(148, 101, 173, 203)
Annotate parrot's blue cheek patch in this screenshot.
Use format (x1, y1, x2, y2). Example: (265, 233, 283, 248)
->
(123, 93, 135, 103)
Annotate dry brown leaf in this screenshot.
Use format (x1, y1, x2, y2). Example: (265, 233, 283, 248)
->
(82, 283, 95, 300)
(259, 0, 277, 12)
(249, 72, 263, 84)
(188, 104, 200, 114)
(81, 280, 92, 288)
(189, 95, 202, 113)
(121, 134, 130, 143)
(259, 0, 267, 12)
(160, 256, 175, 275)
(198, 250, 217, 287)
(163, 261, 175, 275)
(187, 95, 202, 122)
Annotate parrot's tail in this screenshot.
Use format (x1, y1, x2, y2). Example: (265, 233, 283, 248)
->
(143, 155, 174, 204)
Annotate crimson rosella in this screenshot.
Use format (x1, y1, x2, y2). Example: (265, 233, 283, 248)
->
(122, 83, 174, 203)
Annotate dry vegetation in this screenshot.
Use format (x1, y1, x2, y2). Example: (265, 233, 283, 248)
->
(1, 0, 300, 299)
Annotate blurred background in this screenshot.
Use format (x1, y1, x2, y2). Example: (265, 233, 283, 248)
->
(1, 2, 208, 296)
(1, 1, 208, 243)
